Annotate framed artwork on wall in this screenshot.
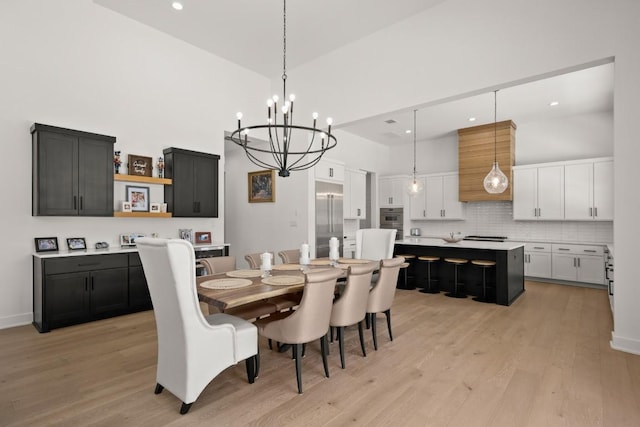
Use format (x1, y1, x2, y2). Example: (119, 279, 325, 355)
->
(127, 154, 153, 177)
(126, 185, 150, 212)
(248, 170, 275, 203)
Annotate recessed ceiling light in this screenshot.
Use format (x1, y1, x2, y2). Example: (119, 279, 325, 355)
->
(405, 129, 412, 134)
(172, 2, 183, 11)
(468, 117, 476, 122)
(549, 101, 560, 106)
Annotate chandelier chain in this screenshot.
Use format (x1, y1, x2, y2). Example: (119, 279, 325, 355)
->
(413, 109, 417, 177)
(493, 89, 498, 163)
(282, 0, 287, 94)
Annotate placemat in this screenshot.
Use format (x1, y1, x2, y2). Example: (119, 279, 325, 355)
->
(309, 258, 332, 266)
(261, 275, 304, 286)
(226, 269, 263, 278)
(272, 264, 301, 271)
(200, 278, 253, 289)
(338, 258, 371, 264)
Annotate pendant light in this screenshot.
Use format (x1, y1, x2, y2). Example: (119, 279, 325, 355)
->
(407, 109, 423, 196)
(483, 90, 509, 194)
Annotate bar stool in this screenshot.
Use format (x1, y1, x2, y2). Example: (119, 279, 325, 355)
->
(418, 256, 440, 294)
(395, 254, 416, 290)
(444, 258, 468, 298)
(471, 260, 496, 303)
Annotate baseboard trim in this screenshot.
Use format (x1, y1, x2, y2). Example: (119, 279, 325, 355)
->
(610, 331, 640, 356)
(0, 313, 32, 330)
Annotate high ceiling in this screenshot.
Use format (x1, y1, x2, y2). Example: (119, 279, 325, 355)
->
(95, 0, 614, 145)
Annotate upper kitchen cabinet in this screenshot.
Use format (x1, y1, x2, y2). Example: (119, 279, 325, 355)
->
(344, 168, 366, 219)
(315, 158, 344, 183)
(163, 147, 220, 217)
(410, 173, 464, 220)
(564, 158, 613, 221)
(31, 123, 115, 216)
(379, 175, 407, 207)
(513, 164, 564, 220)
(458, 120, 515, 202)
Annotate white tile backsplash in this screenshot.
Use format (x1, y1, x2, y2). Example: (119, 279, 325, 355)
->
(409, 201, 613, 244)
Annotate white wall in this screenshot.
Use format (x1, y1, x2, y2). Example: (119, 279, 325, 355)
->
(285, 0, 640, 353)
(0, 0, 270, 328)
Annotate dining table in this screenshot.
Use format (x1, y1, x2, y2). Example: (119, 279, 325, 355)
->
(196, 258, 377, 313)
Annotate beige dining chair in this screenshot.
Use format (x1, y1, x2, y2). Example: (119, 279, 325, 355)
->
(244, 251, 299, 312)
(278, 249, 300, 264)
(367, 256, 404, 351)
(255, 268, 343, 394)
(135, 238, 259, 414)
(355, 228, 396, 261)
(198, 255, 279, 321)
(329, 262, 377, 369)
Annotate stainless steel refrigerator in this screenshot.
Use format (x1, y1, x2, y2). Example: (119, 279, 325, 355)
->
(315, 181, 343, 258)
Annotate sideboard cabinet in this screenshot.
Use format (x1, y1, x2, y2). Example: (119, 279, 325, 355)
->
(31, 123, 115, 216)
(163, 147, 220, 217)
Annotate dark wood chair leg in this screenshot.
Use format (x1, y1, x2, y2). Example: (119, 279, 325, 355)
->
(180, 402, 193, 415)
(154, 383, 164, 394)
(321, 335, 330, 378)
(268, 339, 272, 350)
(358, 320, 367, 357)
(294, 343, 303, 394)
(302, 343, 306, 357)
(338, 326, 345, 369)
(371, 313, 378, 350)
(384, 309, 393, 341)
(245, 353, 258, 384)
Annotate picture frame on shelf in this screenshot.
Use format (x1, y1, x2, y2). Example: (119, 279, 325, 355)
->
(120, 233, 145, 247)
(66, 237, 87, 251)
(149, 203, 161, 213)
(126, 185, 150, 212)
(195, 231, 212, 244)
(127, 154, 153, 177)
(248, 170, 275, 203)
(34, 237, 59, 252)
(179, 229, 194, 243)
(121, 201, 132, 212)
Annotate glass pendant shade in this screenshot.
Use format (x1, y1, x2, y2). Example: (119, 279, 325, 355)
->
(484, 161, 509, 193)
(407, 176, 424, 197)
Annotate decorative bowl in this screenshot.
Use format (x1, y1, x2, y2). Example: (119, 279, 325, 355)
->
(442, 235, 464, 243)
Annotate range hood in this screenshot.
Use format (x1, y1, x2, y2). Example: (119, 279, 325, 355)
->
(457, 120, 516, 202)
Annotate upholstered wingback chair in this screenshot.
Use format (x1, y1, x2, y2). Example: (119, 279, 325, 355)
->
(355, 228, 396, 261)
(367, 256, 404, 350)
(136, 238, 259, 414)
(277, 249, 300, 264)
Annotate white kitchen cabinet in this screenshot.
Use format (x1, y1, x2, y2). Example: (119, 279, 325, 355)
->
(344, 169, 366, 219)
(315, 158, 344, 183)
(513, 165, 564, 220)
(523, 243, 552, 278)
(551, 243, 605, 285)
(379, 176, 406, 207)
(410, 173, 464, 220)
(564, 158, 613, 221)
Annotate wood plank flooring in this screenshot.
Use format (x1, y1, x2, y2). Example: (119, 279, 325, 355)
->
(1, 281, 639, 426)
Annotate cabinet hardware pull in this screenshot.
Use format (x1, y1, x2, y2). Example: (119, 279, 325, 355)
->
(80, 196, 83, 210)
(85, 277, 88, 292)
(389, 197, 393, 204)
(78, 262, 100, 267)
(558, 248, 570, 251)
(329, 167, 333, 177)
(589, 207, 593, 217)
(357, 208, 361, 216)
(584, 249, 597, 253)
(594, 207, 598, 217)
(423, 210, 426, 217)
(74, 196, 77, 210)
(533, 246, 544, 249)
(573, 258, 576, 267)
(577, 258, 581, 267)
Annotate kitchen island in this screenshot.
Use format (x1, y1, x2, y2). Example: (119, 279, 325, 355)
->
(396, 238, 525, 306)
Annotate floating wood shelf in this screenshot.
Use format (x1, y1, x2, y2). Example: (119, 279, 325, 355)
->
(114, 174, 172, 185)
(113, 212, 172, 218)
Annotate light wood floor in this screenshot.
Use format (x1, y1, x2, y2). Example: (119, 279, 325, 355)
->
(1, 281, 639, 426)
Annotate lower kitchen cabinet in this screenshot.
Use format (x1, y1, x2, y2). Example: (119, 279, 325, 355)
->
(33, 253, 151, 332)
(523, 243, 552, 278)
(551, 244, 605, 285)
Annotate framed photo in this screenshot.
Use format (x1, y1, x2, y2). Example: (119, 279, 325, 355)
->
(128, 154, 153, 177)
(179, 228, 194, 243)
(149, 203, 161, 213)
(120, 233, 145, 247)
(35, 237, 59, 252)
(122, 201, 132, 212)
(66, 237, 87, 251)
(195, 231, 212, 244)
(126, 185, 150, 212)
(248, 170, 275, 203)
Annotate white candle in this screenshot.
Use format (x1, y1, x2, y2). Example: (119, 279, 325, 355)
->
(329, 237, 339, 261)
(300, 243, 310, 265)
(260, 252, 272, 270)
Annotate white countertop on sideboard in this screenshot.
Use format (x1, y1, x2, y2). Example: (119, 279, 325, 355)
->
(33, 242, 230, 259)
(397, 238, 524, 251)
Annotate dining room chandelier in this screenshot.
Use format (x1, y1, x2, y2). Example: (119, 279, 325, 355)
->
(228, 0, 337, 177)
(483, 90, 509, 193)
(407, 109, 423, 196)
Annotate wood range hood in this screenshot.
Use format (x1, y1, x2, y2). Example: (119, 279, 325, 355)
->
(457, 120, 516, 202)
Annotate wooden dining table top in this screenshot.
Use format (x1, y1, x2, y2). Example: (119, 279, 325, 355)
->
(196, 259, 377, 312)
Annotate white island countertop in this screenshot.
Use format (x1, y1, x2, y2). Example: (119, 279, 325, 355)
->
(397, 237, 524, 251)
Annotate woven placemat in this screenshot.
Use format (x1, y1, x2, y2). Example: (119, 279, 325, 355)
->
(261, 275, 304, 286)
(226, 270, 262, 278)
(200, 278, 253, 289)
(309, 258, 332, 266)
(272, 264, 301, 271)
(338, 258, 371, 264)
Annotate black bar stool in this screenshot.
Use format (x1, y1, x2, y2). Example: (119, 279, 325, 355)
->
(395, 254, 416, 289)
(471, 260, 496, 303)
(444, 258, 468, 298)
(418, 256, 440, 294)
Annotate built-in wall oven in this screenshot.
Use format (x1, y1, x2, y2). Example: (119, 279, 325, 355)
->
(380, 208, 403, 240)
